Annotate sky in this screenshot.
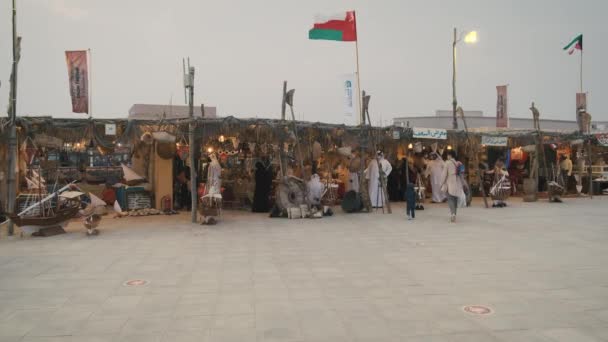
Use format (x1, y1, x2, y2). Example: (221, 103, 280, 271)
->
(0, 0, 606, 125)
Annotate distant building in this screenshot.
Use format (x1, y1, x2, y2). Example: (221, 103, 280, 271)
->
(393, 110, 608, 132)
(128, 104, 217, 121)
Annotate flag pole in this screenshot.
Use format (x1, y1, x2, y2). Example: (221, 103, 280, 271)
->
(88, 48, 92, 119)
(353, 11, 363, 126)
(580, 47, 583, 94)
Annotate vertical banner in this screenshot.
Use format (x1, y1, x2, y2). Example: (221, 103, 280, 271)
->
(576, 92, 587, 111)
(496, 85, 508, 128)
(65, 50, 89, 113)
(341, 73, 359, 124)
(341, 73, 356, 117)
(576, 92, 587, 125)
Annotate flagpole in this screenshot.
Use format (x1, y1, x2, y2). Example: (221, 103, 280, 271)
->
(88, 48, 92, 119)
(353, 11, 363, 126)
(355, 54, 362, 126)
(580, 47, 583, 94)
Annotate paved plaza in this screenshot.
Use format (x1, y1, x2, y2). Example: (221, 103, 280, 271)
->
(1, 197, 608, 342)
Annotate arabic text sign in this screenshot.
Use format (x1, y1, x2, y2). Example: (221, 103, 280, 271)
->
(596, 134, 608, 147)
(412, 128, 447, 140)
(481, 135, 508, 147)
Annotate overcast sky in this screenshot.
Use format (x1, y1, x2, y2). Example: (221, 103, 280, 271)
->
(0, 0, 606, 125)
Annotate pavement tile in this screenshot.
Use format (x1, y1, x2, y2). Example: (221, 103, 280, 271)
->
(2, 199, 608, 341)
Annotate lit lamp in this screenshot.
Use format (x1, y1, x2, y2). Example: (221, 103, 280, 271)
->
(408, 143, 413, 150)
(447, 145, 453, 150)
(207, 147, 213, 153)
(452, 28, 478, 129)
(219, 135, 226, 143)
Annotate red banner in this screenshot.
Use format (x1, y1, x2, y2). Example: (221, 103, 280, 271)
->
(576, 92, 587, 111)
(496, 85, 508, 128)
(65, 50, 89, 113)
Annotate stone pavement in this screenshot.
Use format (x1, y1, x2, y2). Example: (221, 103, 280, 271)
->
(1, 197, 608, 342)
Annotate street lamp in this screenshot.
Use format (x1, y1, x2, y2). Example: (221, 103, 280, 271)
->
(452, 28, 478, 129)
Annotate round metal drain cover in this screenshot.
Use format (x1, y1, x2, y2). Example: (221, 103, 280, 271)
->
(463, 305, 492, 315)
(123, 279, 149, 287)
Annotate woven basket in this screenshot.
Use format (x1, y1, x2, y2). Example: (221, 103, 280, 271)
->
(156, 141, 176, 160)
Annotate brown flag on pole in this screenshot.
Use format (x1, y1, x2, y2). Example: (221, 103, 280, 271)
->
(65, 50, 89, 113)
(496, 85, 508, 128)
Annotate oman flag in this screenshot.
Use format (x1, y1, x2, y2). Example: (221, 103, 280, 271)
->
(564, 34, 583, 55)
(309, 11, 357, 42)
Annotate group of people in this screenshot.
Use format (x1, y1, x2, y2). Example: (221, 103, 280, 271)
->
(363, 149, 469, 223)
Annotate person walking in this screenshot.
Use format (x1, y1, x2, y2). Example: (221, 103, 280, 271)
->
(441, 151, 465, 223)
(405, 182, 416, 220)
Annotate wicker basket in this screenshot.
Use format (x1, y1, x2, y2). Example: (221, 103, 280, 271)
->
(198, 196, 222, 217)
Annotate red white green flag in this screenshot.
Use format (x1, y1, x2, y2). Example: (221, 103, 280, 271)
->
(564, 34, 583, 55)
(308, 11, 357, 42)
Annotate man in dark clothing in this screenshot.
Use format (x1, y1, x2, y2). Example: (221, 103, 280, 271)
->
(406, 182, 416, 220)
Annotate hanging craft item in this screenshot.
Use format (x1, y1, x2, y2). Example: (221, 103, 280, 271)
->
(312, 141, 323, 160)
(22, 137, 38, 166)
(176, 135, 189, 161)
(121, 163, 145, 186)
(152, 131, 176, 143)
(248, 142, 256, 154)
(414, 142, 423, 153)
(156, 141, 176, 160)
(140, 132, 154, 145)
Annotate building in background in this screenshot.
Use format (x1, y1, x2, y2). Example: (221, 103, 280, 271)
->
(393, 110, 607, 132)
(128, 104, 217, 121)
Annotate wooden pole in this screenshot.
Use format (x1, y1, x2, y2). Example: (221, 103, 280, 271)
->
(88, 49, 92, 119)
(354, 11, 363, 126)
(281, 81, 287, 121)
(459, 108, 489, 208)
(6, 0, 20, 236)
(189, 69, 197, 223)
(452, 28, 458, 130)
(587, 141, 593, 199)
(288, 104, 305, 178)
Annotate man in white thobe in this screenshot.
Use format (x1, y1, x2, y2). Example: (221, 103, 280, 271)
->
(425, 152, 446, 203)
(365, 151, 392, 208)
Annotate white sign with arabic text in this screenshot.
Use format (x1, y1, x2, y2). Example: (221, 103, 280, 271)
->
(481, 135, 508, 147)
(412, 127, 447, 140)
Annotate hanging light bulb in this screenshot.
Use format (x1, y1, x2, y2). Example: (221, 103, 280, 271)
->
(207, 147, 213, 153)
(447, 145, 453, 150)
(219, 135, 226, 143)
(408, 143, 413, 150)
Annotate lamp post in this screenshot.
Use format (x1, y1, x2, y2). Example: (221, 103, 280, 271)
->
(452, 28, 477, 129)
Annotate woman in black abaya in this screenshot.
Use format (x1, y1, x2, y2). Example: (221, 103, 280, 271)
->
(252, 159, 273, 212)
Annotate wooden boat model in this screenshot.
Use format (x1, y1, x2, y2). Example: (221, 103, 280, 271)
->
(9, 182, 82, 234)
(9, 204, 79, 228)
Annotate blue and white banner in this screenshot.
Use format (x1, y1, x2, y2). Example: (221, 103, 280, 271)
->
(341, 73, 356, 117)
(412, 127, 447, 140)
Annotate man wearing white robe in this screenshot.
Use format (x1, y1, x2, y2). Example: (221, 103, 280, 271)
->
(425, 152, 446, 203)
(365, 152, 392, 208)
